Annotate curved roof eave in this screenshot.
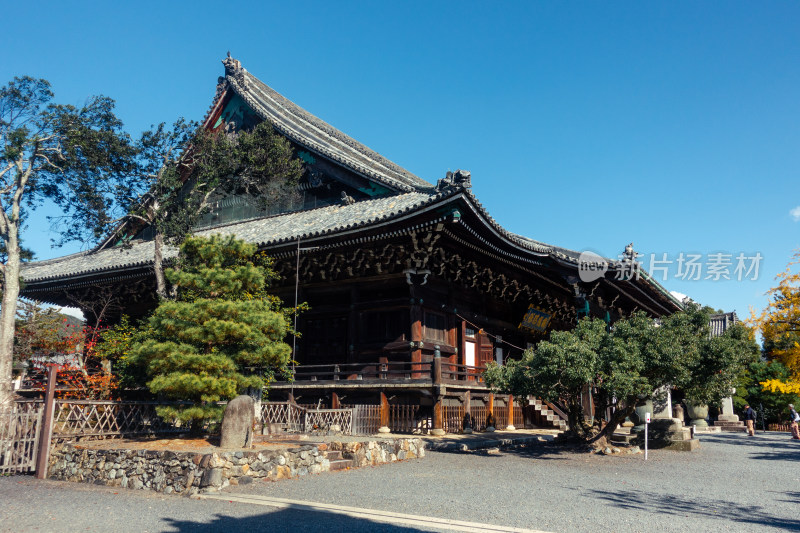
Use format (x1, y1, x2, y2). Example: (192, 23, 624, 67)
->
(216, 58, 433, 194)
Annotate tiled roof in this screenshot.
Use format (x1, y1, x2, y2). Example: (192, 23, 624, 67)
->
(21, 191, 444, 283)
(20, 187, 591, 284)
(20, 187, 683, 313)
(710, 311, 738, 337)
(218, 58, 432, 193)
(21, 56, 682, 314)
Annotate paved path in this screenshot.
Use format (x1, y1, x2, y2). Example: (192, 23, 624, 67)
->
(1, 431, 798, 532)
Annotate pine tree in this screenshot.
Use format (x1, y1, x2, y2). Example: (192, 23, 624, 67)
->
(131, 234, 292, 427)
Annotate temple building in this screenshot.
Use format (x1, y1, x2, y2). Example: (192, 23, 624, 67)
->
(19, 56, 681, 432)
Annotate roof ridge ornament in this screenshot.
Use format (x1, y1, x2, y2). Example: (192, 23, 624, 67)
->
(222, 52, 248, 90)
(435, 169, 471, 193)
(623, 242, 640, 263)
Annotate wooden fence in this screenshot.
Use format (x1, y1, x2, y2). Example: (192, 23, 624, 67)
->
(51, 400, 186, 439)
(260, 402, 354, 435)
(262, 402, 432, 436)
(392, 404, 427, 434)
(260, 401, 304, 433)
(351, 404, 381, 435)
(305, 408, 353, 434)
(0, 402, 43, 475)
(442, 405, 464, 433)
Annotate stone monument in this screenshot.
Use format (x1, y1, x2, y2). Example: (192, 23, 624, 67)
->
(220, 395, 255, 448)
(713, 390, 746, 432)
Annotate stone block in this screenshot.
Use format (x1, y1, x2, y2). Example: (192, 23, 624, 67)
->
(200, 468, 223, 488)
(220, 395, 255, 449)
(664, 438, 701, 452)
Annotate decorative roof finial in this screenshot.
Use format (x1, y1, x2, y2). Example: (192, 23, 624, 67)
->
(222, 53, 247, 89)
(435, 169, 472, 193)
(623, 242, 639, 263)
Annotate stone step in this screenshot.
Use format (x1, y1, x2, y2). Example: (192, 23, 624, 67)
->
(324, 450, 343, 461)
(328, 459, 353, 471)
(693, 426, 722, 433)
(530, 399, 567, 431)
(667, 428, 693, 442)
(611, 433, 636, 444)
(664, 438, 701, 451)
(714, 421, 745, 427)
(714, 425, 748, 432)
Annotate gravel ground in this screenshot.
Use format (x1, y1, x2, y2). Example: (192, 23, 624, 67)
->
(225, 431, 800, 532)
(0, 477, 434, 533)
(1, 432, 797, 532)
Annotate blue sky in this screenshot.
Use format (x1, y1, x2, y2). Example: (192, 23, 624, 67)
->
(2, 1, 798, 317)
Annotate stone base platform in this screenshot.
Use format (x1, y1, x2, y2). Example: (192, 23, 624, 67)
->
(663, 438, 701, 451)
(48, 437, 425, 495)
(694, 426, 722, 434)
(611, 426, 636, 447)
(714, 421, 747, 432)
(634, 418, 699, 451)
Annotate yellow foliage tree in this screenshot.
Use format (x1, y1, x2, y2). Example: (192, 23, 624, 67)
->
(760, 379, 800, 395)
(752, 250, 800, 390)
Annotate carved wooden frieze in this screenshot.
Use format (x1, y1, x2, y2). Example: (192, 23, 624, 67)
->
(273, 232, 577, 323)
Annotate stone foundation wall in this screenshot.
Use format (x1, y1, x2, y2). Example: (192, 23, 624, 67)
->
(48, 438, 425, 495)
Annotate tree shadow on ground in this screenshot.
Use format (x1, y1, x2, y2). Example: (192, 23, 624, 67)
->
(162, 505, 434, 533)
(703, 433, 797, 448)
(429, 441, 570, 461)
(699, 433, 800, 462)
(771, 490, 800, 504)
(585, 488, 800, 531)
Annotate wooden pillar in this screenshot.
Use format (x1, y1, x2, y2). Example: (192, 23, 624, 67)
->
(410, 300, 423, 378)
(463, 391, 473, 433)
(447, 308, 457, 374)
(433, 396, 444, 435)
(35, 366, 58, 479)
(506, 395, 516, 430)
(460, 320, 467, 367)
(431, 352, 445, 435)
(485, 393, 496, 431)
(378, 392, 390, 433)
(347, 285, 359, 365)
(331, 392, 340, 409)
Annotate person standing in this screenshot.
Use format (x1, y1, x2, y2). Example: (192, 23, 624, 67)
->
(743, 404, 757, 436)
(789, 404, 800, 440)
